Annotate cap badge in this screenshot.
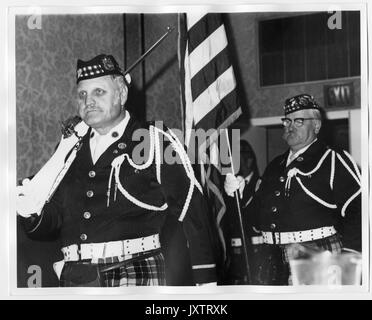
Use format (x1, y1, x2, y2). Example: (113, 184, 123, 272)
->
(102, 57, 115, 71)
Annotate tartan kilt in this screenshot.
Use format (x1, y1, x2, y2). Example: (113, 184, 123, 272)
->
(60, 249, 166, 287)
(252, 233, 343, 285)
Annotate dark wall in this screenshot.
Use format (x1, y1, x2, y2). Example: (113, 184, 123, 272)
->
(225, 12, 360, 119)
(124, 14, 181, 129)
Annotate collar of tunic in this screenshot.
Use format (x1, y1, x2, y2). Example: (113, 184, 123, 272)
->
(286, 138, 318, 167)
(90, 111, 131, 164)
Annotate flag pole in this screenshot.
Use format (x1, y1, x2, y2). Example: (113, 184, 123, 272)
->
(224, 129, 251, 284)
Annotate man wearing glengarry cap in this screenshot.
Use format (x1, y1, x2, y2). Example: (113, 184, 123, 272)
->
(16, 54, 217, 287)
(227, 93, 361, 285)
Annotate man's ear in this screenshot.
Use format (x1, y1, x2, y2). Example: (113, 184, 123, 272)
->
(314, 120, 322, 134)
(120, 84, 128, 106)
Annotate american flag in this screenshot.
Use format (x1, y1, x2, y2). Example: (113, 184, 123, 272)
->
(178, 12, 242, 271)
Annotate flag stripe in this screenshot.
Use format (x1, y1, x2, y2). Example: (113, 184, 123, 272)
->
(196, 90, 241, 132)
(186, 12, 207, 30)
(188, 24, 228, 79)
(196, 94, 242, 154)
(188, 14, 223, 53)
(193, 66, 236, 124)
(191, 48, 232, 101)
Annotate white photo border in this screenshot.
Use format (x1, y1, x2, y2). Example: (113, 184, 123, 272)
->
(4, 0, 371, 299)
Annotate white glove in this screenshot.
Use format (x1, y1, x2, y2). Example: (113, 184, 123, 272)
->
(16, 120, 89, 219)
(224, 173, 245, 199)
(16, 178, 41, 218)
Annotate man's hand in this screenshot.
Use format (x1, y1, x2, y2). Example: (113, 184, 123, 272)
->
(224, 173, 245, 199)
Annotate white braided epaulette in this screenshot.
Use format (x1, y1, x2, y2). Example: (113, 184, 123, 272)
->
(106, 124, 202, 222)
(285, 148, 361, 216)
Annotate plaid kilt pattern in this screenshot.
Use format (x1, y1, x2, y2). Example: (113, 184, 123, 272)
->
(252, 234, 343, 285)
(60, 249, 166, 287)
(100, 251, 166, 287)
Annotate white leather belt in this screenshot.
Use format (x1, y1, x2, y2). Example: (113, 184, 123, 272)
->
(231, 236, 264, 246)
(251, 235, 264, 245)
(231, 238, 242, 247)
(261, 226, 337, 245)
(61, 234, 160, 262)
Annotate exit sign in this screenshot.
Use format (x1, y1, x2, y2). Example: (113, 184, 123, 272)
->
(324, 83, 354, 108)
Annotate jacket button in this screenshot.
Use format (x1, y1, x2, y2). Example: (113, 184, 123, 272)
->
(271, 206, 278, 213)
(86, 190, 94, 198)
(279, 176, 285, 182)
(118, 142, 126, 150)
(275, 190, 281, 196)
(83, 211, 91, 219)
(270, 223, 276, 230)
(80, 234, 87, 241)
(88, 171, 96, 178)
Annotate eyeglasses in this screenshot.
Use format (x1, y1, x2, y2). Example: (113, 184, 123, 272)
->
(281, 117, 318, 127)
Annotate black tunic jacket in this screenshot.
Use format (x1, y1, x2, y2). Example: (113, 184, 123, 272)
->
(249, 140, 361, 251)
(23, 116, 217, 284)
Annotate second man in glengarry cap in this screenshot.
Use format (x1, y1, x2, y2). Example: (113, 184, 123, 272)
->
(226, 93, 361, 285)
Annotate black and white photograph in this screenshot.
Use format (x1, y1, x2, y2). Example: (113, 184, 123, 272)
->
(2, 0, 370, 299)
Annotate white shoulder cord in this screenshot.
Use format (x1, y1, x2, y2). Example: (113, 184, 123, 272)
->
(343, 150, 361, 181)
(106, 125, 168, 211)
(336, 150, 362, 217)
(285, 149, 332, 194)
(154, 126, 202, 222)
(336, 152, 361, 186)
(106, 125, 201, 221)
(154, 126, 162, 184)
(341, 188, 361, 217)
(295, 177, 337, 209)
(285, 148, 362, 214)
(343, 150, 362, 180)
(157, 126, 202, 193)
(330, 150, 335, 190)
(285, 149, 337, 208)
